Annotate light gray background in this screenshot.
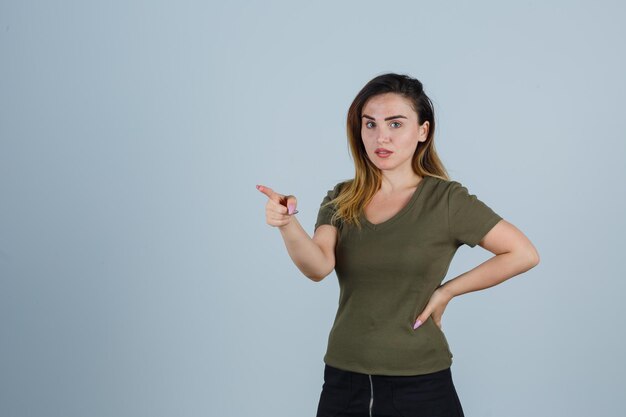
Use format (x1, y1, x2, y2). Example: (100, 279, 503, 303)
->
(1, 1, 625, 416)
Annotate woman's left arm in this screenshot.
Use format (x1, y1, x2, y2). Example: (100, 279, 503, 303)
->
(440, 219, 540, 299)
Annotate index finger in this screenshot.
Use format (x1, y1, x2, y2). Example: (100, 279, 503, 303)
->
(256, 184, 279, 200)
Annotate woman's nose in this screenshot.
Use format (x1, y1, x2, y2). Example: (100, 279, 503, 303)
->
(377, 132, 391, 143)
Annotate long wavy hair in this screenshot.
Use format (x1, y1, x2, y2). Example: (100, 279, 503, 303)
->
(325, 72, 450, 230)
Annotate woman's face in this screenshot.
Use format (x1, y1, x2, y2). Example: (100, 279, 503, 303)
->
(361, 93, 429, 173)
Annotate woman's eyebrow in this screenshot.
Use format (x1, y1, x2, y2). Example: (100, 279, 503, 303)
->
(362, 114, 408, 121)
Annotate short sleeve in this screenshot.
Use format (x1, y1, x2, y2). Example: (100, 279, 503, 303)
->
(314, 182, 344, 231)
(447, 181, 502, 248)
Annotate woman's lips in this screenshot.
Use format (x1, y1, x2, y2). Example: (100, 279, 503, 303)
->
(375, 150, 393, 158)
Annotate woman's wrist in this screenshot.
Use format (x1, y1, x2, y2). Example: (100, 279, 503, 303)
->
(438, 283, 457, 301)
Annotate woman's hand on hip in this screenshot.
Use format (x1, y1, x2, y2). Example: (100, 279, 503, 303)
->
(413, 286, 454, 331)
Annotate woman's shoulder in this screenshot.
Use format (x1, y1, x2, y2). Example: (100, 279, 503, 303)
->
(327, 179, 351, 196)
(423, 175, 457, 192)
(421, 176, 474, 206)
(426, 175, 465, 192)
(425, 175, 455, 185)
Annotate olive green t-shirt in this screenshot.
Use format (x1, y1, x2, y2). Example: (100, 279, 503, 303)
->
(314, 175, 502, 376)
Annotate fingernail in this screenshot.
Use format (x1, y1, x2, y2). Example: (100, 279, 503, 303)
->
(288, 203, 295, 214)
(413, 319, 422, 329)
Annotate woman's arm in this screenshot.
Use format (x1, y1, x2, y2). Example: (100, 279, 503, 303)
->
(258, 183, 337, 282)
(278, 219, 337, 282)
(440, 219, 540, 299)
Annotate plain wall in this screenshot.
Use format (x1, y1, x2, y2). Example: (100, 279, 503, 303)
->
(1, 1, 625, 416)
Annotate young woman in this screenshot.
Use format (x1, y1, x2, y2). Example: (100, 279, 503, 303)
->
(257, 73, 539, 417)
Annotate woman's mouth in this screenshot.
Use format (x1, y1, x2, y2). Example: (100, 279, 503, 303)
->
(375, 150, 393, 158)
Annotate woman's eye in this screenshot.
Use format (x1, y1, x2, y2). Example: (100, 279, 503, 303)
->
(364, 121, 401, 128)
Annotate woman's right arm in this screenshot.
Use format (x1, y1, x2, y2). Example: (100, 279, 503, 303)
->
(278, 220, 337, 282)
(257, 184, 337, 282)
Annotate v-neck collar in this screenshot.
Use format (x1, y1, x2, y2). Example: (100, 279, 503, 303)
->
(360, 176, 430, 231)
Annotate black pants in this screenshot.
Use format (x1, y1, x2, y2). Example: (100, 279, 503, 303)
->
(316, 364, 465, 417)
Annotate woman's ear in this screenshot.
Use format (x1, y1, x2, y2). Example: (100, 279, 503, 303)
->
(418, 120, 429, 142)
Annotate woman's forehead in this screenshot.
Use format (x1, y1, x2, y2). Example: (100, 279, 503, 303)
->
(363, 95, 414, 118)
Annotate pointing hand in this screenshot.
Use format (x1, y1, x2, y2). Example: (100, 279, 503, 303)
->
(256, 184, 299, 228)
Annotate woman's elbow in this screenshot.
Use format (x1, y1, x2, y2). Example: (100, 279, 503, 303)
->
(525, 246, 540, 268)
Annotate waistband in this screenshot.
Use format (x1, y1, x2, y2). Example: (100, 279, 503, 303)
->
(325, 363, 452, 383)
